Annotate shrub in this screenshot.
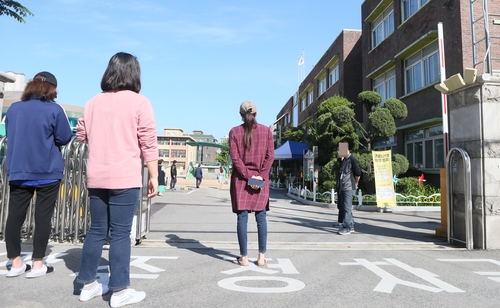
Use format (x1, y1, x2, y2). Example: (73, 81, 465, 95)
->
(395, 177, 440, 196)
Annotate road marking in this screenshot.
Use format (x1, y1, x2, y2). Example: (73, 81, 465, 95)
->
(219, 258, 304, 293)
(218, 276, 305, 293)
(340, 258, 464, 293)
(438, 259, 500, 283)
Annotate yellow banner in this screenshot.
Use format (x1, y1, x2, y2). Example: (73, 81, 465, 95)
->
(372, 150, 396, 207)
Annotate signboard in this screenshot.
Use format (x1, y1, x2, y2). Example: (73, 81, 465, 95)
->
(372, 150, 396, 207)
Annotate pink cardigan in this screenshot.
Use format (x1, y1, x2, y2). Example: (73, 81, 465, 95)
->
(76, 90, 158, 189)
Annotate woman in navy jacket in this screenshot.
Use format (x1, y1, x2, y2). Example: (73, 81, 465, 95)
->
(4, 71, 72, 278)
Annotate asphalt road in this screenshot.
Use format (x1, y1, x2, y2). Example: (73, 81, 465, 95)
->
(1, 181, 499, 308)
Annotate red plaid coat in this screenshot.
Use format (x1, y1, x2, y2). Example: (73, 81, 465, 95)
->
(229, 123, 274, 213)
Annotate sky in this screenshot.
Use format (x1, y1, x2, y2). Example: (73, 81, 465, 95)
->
(1, 0, 364, 142)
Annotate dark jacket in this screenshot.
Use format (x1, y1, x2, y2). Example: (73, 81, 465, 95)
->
(194, 167, 203, 179)
(170, 164, 177, 177)
(5, 98, 72, 182)
(337, 154, 361, 191)
(158, 165, 166, 186)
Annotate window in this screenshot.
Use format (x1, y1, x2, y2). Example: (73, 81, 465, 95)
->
(159, 149, 169, 157)
(293, 104, 298, 127)
(301, 96, 306, 111)
(405, 41, 439, 94)
(373, 69, 396, 105)
(171, 138, 186, 146)
(372, 4, 394, 48)
(406, 125, 444, 170)
(402, 0, 429, 21)
(318, 75, 327, 96)
(329, 64, 339, 86)
(171, 150, 186, 158)
(308, 90, 314, 106)
(157, 137, 169, 145)
(373, 136, 397, 154)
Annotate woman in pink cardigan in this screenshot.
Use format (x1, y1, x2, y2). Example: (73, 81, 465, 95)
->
(75, 52, 159, 307)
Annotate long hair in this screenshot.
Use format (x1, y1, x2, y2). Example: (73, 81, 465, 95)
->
(21, 75, 57, 101)
(100, 52, 141, 93)
(241, 112, 256, 149)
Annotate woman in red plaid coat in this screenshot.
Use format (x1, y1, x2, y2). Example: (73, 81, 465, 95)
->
(229, 101, 274, 267)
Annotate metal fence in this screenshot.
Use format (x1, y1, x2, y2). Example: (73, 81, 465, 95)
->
(0, 137, 150, 245)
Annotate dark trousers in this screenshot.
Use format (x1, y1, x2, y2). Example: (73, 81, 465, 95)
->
(339, 189, 356, 229)
(170, 176, 177, 189)
(196, 178, 202, 187)
(5, 181, 61, 259)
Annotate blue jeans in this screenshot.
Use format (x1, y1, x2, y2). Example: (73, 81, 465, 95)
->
(77, 188, 139, 290)
(170, 176, 177, 189)
(236, 209, 267, 256)
(339, 190, 356, 229)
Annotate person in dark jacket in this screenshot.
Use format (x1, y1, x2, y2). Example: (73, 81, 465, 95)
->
(335, 142, 361, 235)
(170, 160, 177, 190)
(194, 164, 203, 188)
(4, 71, 72, 278)
(158, 159, 166, 195)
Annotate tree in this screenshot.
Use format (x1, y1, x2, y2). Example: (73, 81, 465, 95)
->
(281, 126, 306, 144)
(308, 92, 410, 193)
(307, 95, 360, 166)
(0, 1, 33, 23)
(215, 139, 230, 165)
(354, 91, 409, 190)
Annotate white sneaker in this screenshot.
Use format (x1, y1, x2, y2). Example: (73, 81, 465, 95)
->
(79, 282, 109, 302)
(6, 263, 31, 277)
(110, 288, 146, 308)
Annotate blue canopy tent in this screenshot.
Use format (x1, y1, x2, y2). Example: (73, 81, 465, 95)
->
(274, 141, 309, 160)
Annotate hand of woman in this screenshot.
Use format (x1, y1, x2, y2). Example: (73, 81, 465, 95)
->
(148, 177, 159, 198)
(249, 175, 263, 190)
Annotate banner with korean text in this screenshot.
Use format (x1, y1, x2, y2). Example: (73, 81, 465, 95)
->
(372, 150, 396, 207)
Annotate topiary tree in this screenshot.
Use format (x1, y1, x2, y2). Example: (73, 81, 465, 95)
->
(356, 91, 409, 183)
(307, 95, 360, 167)
(312, 91, 409, 193)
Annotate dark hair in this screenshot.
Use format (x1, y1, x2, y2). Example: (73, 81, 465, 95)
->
(242, 112, 256, 148)
(21, 75, 57, 101)
(100, 52, 141, 93)
(219, 166, 223, 173)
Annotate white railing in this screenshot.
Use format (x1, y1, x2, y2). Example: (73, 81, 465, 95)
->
(287, 183, 336, 205)
(286, 181, 440, 207)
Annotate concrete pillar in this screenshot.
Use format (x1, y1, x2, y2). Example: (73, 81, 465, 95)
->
(447, 74, 500, 249)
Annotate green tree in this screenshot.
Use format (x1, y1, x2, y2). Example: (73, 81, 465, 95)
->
(307, 92, 409, 193)
(215, 139, 230, 165)
(356, 91, 409, 182)
(281, 126, 306, 144)
(307, 95, 360, 166)
(0, 1, 33, 23)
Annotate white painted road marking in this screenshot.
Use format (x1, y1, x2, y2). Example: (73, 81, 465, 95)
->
(218, 276, 305, 293)
(340, 258, 464, 293)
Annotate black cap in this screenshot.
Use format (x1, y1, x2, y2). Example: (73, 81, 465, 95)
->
(33, 71, 57, 87)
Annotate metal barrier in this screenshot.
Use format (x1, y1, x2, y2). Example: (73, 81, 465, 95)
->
(0, 137, 150, 245)
(446, 147, 473, 250)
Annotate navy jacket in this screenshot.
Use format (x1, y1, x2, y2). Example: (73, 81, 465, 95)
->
(5, 98, 72, 182)
(194, 167, 203, 179)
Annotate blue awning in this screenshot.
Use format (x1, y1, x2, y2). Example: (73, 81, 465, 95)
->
(274, 141, 308, 160)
